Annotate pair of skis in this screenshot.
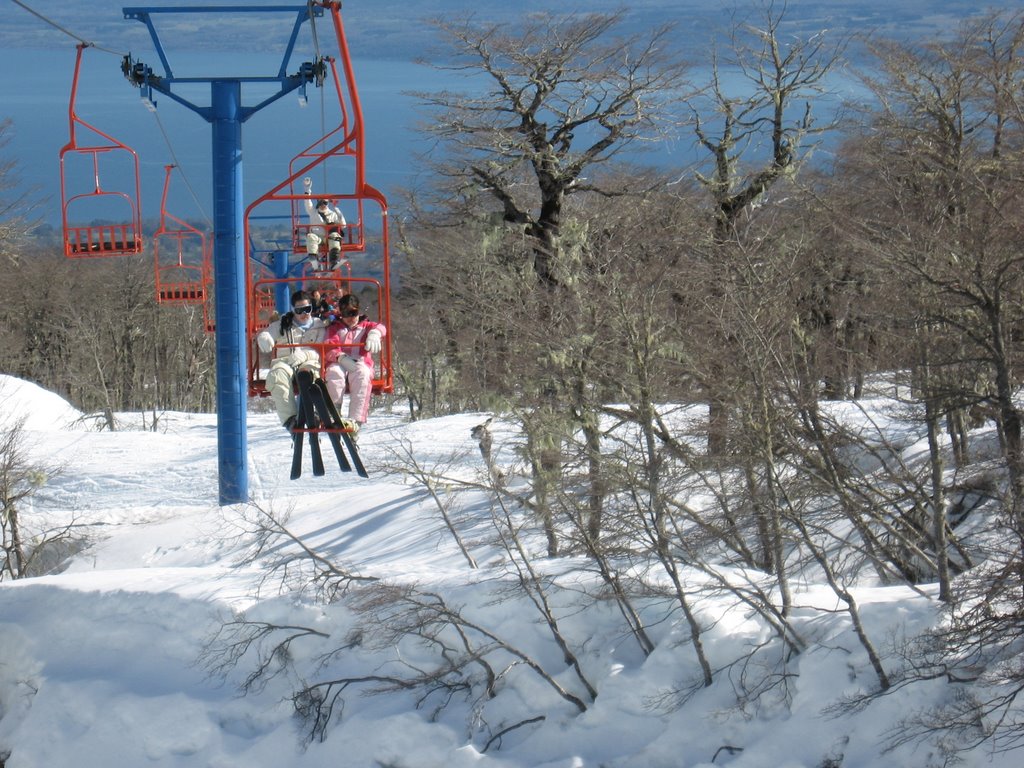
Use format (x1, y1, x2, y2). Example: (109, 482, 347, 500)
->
(290, 370, 367, 480)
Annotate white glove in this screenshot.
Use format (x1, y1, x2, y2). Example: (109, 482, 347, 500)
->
(337, 355, 361, 373)
(365, 328, 382, 354)
(256, 331, 275, 354)
(290, 349, 321, 369)
(302, 176, 312, 191)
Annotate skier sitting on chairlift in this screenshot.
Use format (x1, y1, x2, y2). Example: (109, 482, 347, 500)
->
(302, 176, 346, 271)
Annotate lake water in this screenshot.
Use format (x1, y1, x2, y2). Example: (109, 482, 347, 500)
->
(1, 44, 866, 230)
(0, 47, 440, 226)
(6, 0, 1024, 230)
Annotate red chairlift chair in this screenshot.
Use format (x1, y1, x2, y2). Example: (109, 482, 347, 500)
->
(247, 273, 389, 398)
(289, 56, 365, 258)
(245, 0, 393, 398)
(153, 165, 211, 305)
(59, 43, 143, 258)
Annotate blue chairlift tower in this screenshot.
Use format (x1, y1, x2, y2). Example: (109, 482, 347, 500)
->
(123, 4, 326, 505)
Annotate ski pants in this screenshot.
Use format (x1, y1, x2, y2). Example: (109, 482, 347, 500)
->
(266, 351, 320, 425)
(306, 229, 325, 256)
(306, 230, 342, 256)
(325, 355, 373, 424)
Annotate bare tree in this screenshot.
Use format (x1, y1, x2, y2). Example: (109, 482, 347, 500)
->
(826, 13, 1024, 758)
(0, 118, 40, 266)
(849, 11, 1024, 546)
(204, 497, 602, 748)
(683, 2, 847, 455)
(690, 4, 845, 241)
(413, 11, 688, 286)
(0, 253, 217, 417)
(0, 416, 66, 579)
(406, 12, 690, 554)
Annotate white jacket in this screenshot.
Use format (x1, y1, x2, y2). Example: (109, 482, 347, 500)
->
(256, 315, 329, 360)
(304, 198, 346, 239)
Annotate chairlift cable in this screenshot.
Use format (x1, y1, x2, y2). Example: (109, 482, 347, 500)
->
(307, 1, 329, 190)
(10, 0, 125, 56)
(307, 1, 323, 61)
(318, 72, 330, 190)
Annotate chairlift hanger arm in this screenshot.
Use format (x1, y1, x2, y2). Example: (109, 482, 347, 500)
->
(122, 4, 325, 107)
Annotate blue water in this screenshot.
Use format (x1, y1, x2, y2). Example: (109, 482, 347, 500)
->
(1, 44, 865, 229)
(0, 47, 435, 226)
(5, 0, 1022, 230)
(0, 39, 872, 233)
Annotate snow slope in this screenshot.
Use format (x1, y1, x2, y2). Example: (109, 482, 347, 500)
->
(0, 374, 1017, 767)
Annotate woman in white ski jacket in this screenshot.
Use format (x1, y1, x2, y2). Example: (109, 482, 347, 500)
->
(257, 290, 330, 430)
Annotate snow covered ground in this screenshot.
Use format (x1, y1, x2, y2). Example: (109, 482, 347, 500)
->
(0, 373, 1019, 767)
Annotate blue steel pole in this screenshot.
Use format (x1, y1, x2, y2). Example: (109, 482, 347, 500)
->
(273, 250, 291, 313)
(211, 80, 248, 505)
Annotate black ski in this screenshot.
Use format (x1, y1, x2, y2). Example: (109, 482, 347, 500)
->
(339, 429, 367, 478)
(289, 400, 306, 480)
(303, 373, 352, 474)
(295, 371, 326, 477)
(314, 377, 369, 478)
